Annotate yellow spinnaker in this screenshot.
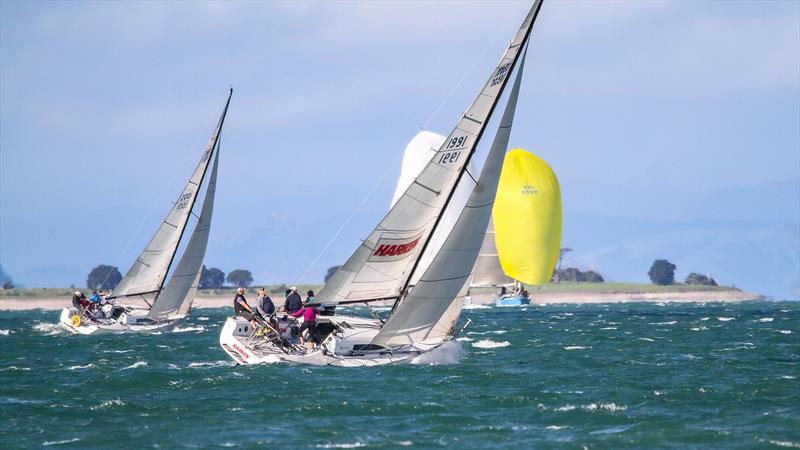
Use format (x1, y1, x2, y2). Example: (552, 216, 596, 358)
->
(493, 149, 562, 285)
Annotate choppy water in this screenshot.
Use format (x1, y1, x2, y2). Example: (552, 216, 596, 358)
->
(1, 301, 798, 449)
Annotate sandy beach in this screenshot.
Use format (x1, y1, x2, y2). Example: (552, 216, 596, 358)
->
(0, 289, 763, 311)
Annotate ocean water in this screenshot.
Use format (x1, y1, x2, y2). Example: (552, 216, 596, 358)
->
(1, 301, 798, 449)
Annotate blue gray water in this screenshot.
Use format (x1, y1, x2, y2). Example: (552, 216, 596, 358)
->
(1, 301, 798, 449)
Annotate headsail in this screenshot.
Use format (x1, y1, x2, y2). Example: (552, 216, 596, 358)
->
(494, 149, 562, 285)
(471, 219, 514, 287)
(318, 1, 541, 305)
(113, 90, 233, 301)
(372, 42, 531, 348)
(148, 136, 222, 320)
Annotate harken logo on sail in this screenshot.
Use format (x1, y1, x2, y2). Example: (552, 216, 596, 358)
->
(369, 235, 422, 262)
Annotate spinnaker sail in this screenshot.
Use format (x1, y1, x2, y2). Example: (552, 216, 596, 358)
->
(493, 149, 561, 285)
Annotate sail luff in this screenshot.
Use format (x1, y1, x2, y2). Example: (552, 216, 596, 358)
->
(112, 89, 232, 300)
(317, 0, 542, 306)
(372, 41, 530, 348)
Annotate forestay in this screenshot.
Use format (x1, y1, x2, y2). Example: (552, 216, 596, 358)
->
(372, 44, 529, 348)
(318, 1, 540, 304)
(113, 90, 232, 300)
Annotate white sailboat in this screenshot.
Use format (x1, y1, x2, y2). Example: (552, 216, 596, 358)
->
(219, 1, 543, 366)
(60, 89, 233, 334)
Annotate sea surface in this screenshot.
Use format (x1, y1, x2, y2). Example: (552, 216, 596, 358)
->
(1, 301, 798, 449)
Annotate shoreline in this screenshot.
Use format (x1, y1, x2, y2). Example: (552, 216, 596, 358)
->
(0, 290, 763, 311)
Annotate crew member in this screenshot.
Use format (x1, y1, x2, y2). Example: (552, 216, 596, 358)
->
(290, 298, 317, 349)
(284, 286, 302, 314)
(233, 287, 257, 327)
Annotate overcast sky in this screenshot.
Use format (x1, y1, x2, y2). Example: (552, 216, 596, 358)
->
(1, 1, 798, 296)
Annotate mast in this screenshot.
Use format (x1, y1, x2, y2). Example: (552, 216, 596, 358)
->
(391, 0, 543, 314)
(152, 88, 233, 305)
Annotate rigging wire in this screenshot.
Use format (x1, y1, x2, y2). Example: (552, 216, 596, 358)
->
(98, 99, 220, 290)
(295, 15, 514, 285)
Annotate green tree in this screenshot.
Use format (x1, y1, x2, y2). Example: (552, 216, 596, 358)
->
(685, 272, 717, 286)
(324, 265, 341, 283)
(226, 269, 253, 287)
(87, 264, 122, 291)
(582, 270, 604, 283)
(648, 259, 676, 285)
(0, 264, 13, 289)
(200, 266, 225, 289)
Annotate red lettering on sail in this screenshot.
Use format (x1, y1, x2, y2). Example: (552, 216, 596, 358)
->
(372, 237, 420, 258)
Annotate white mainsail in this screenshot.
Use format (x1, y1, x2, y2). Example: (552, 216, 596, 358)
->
(319, 2, 539, 304)
(148, 145, 220, 320)
(372, 41, 530, 348)
(113, 90, 232, 301)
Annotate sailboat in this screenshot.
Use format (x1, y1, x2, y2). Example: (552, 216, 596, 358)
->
(476, 149, 562, 306)
(60, 89, 233, 334)
(219, 1, 543, 366)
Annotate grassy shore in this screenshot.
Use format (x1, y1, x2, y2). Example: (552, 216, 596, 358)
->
(0, 282, 742, 299)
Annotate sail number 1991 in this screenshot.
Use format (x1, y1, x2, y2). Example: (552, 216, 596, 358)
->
(438, 135, 468, 165)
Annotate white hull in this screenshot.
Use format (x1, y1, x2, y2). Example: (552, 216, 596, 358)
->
(219, 316, 442, 367)
(59, 307, 184, 335)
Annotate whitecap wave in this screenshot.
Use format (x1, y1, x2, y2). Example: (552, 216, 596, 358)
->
(690, 326, 708, 331)
(32, 322, 62, 335)
(0, 366, 31, 372)
(173, 325, 206, 333)
(546, 425, 569, 430)
(650, 321, 677, 325)
(411, 341, 462, 365)
(187, 360, 234, 369)
(765, 440, 800, 448)
(67, 364, 94, 370)
(463, 304, 491, 310)
(121, 361, 147, 370)
(90, 399, 125, 410)
(43, 438, 81, 446)
(778, 330, 792, 334)
(717, 317, 735, 321)
(196, 316, 210, 321)
(758, 318, 774, 322)
(315, 443, 366, 448)
(455, 337, 473, 342)
(472, 339, 510, 349)
(564, 345, 590, 350)
(0, 329, 10, 336)
(637, 337, 655, 342)
(599, 327, 617, 330)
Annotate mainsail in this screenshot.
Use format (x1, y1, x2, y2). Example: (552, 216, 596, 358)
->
(372, 44, 530, 348)
(113, 89, 233, 302)
(494, 149, 562, 285)
(319, 1, 541, 305)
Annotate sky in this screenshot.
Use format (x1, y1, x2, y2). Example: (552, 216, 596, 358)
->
(1, 1, 798, 298)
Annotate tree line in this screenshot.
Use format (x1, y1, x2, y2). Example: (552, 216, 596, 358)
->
(83, 264, 255, 291)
